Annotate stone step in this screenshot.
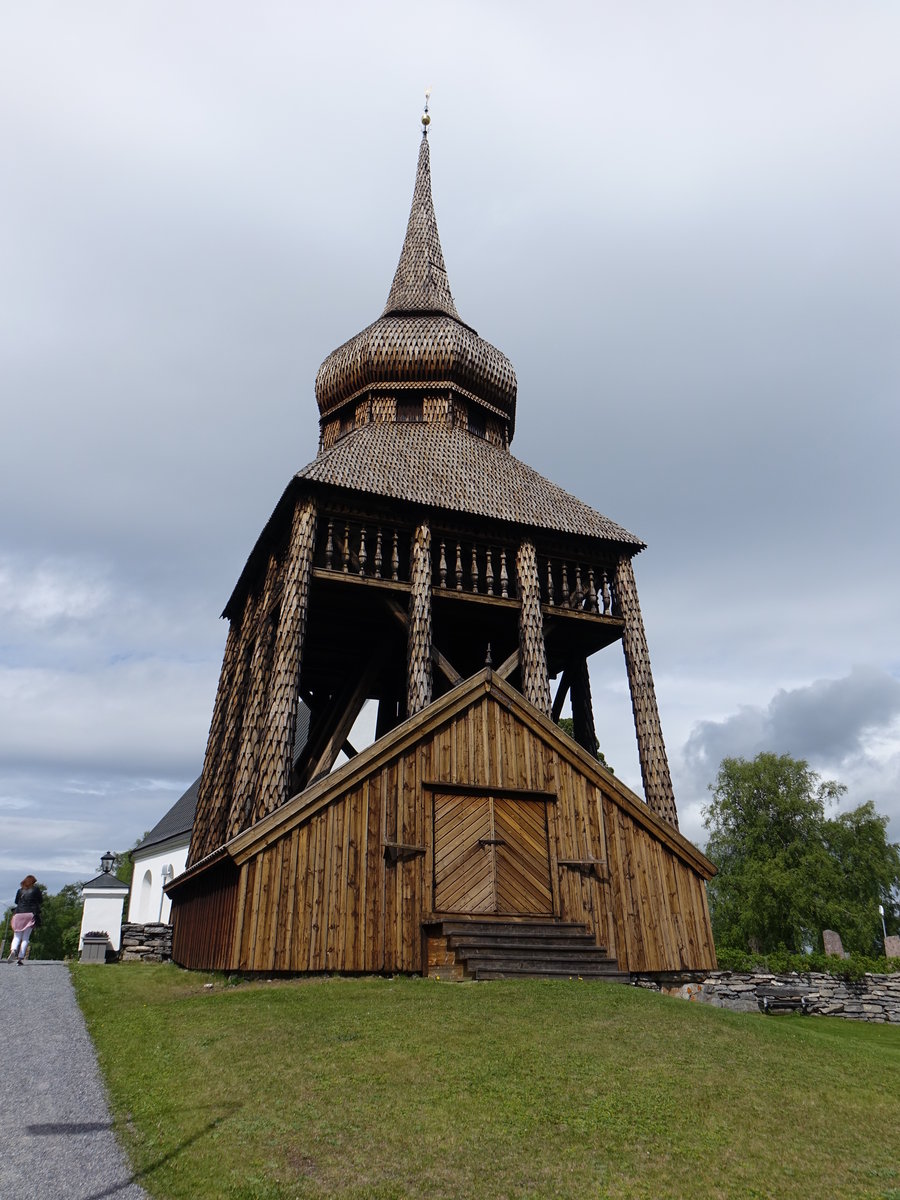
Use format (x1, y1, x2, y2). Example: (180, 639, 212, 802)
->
(448, 934, 602, 953)
(460, 952, 625, 974)
(430, 917, 626, 983)
(439, 920, 588, 939)
(474, 966, 630, 982)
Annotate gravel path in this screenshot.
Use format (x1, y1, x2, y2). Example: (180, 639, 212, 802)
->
(0, 959, 151, 1200)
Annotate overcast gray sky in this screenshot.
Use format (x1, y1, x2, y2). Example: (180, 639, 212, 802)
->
(2, 2, 898, 905)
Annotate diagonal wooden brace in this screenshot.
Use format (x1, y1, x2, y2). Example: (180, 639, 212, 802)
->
(297, 650, 387, 787)
(384, 597, 463, 686)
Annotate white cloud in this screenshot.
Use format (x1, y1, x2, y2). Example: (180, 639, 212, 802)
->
(0, 771, 195, 901)
(0, 556, 111, 625)
(0, 797, 30, 811)
(683, 666, 900, 774)
(0, 660, 215, 773)
(675, 668, 900, 846)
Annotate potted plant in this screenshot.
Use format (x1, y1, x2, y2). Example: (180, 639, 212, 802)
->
(81, 931, 110, 964)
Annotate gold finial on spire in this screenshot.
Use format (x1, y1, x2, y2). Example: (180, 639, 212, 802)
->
(422, 86, 432, 134)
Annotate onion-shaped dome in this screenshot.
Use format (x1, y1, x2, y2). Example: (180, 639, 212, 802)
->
(315, 131, 517, 435)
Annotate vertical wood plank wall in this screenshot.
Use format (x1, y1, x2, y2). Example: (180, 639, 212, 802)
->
(171, 858, 239, 970)
(176, 693, 715, 974)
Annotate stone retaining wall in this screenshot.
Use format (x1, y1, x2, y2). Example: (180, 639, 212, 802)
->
(119, 922, 173, 962)
(633, 970, 900, 1023)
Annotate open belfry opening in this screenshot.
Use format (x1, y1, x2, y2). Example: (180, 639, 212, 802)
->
(168, 105, 717, 978)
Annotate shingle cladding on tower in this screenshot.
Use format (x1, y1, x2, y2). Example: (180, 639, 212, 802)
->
(381, 130, 461, 321)
(315, 133, 518, 434)
(309, 127, 642, 548)
(296, 422, 644, 547)
(314, 315, 517, 418)
(225, 125, 644, 620)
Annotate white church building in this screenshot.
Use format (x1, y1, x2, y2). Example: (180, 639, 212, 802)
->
(127, 778, 199, 925)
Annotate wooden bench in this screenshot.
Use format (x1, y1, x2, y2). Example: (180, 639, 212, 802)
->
(758, 984, 811, 1014)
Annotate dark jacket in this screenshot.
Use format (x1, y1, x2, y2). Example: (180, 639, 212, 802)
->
(15, 886, 42, 924)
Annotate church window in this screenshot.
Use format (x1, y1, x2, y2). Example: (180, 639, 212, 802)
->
(139, 869, 153, 923)
(467, 408, 486, 438)
(397, 398, 424, 423)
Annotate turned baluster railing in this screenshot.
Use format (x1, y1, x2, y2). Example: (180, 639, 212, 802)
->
(318, 517, 410, 584)
(431, 537, 519, 600)
(316, 522, 620, 617)
(539, 556, 617, 615)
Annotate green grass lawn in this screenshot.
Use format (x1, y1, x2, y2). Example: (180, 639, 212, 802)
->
(73, 965, 900, 1200)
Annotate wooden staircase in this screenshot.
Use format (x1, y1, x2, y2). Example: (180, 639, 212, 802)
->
(426, 918, 628, 982)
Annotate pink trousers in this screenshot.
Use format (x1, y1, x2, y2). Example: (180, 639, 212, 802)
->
(9, 913, 35, 960)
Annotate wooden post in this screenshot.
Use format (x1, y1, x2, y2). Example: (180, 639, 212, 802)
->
(614, 555, 678, 829)
(516, 539, 551, 715)
(227, 551, 283, 838)
(571, 657, 599, 758)
(251, 496, 317, 823)
(188, 617, 241, 865)
(188, 584, 261, 865)
(406, 520, 433, 717)
(375, 692, 401, 739)
(301, 652, 386, 784)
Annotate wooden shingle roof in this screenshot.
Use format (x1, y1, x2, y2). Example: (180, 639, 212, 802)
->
(223, 126, 645, 621)
(296, 423, 644, 547)
(315, 132, 517, 433)
(208, 669, 713, 880)
(382, 130, 461, 321)
(314, 315, 517, 420)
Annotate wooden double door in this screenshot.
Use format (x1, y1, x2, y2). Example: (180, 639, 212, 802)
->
(432, 791, 554, 916)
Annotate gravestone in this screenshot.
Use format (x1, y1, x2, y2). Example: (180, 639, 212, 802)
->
(884, 934, 900, 958)
(823, 929, 848, 958)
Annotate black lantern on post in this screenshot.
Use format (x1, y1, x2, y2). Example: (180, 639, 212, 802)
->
(100, 850, 115, 875)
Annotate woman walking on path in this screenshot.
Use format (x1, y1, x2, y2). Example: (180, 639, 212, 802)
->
(7, 874, 42, 964)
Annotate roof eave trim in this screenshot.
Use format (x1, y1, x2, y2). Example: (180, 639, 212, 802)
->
(223, 668, 713, 879)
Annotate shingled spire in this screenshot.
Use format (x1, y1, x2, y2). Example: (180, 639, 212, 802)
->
(315, 114, 517, 438)
(382, 128, 462, 321)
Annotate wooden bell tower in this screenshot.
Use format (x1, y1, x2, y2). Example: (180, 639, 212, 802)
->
(188, 110, 679, 870)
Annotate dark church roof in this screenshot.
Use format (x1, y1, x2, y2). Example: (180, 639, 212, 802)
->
(296, 422, 644, 547)
(139, 703, 312, 846)
(135, 778, 200, 853)
(82, 870, 130, 890)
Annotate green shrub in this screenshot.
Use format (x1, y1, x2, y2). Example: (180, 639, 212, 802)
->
(61, 926, 82, 959)
(715, 945, 900, 981)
